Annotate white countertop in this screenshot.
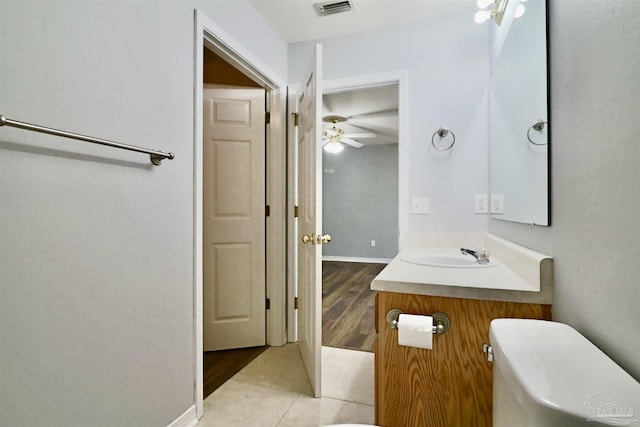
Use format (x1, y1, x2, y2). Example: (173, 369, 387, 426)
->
(371, 246, 552, 304)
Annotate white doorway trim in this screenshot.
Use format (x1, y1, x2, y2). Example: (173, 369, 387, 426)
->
(287, 70, 409, 341)
(193, 9, 288, 419)
(323, 71, 410, 250)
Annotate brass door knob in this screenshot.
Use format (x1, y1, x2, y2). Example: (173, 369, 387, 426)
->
(302, 234, 315, 244)
(320, 234, 332, 244)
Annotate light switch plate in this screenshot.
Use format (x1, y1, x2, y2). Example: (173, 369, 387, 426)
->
(411, 197, 429, 214)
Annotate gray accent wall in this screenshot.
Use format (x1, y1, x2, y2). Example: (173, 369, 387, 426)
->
(490, 1, 640, 380)
(323, 144, 398, 259)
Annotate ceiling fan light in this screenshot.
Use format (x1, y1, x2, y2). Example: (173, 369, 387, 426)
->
(515, 4, 525, 17)
(323, 141, 344, 154)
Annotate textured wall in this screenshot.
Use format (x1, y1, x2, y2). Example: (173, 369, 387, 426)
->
(0, 1, 286, 425)
(490, 1, 640, 380)
(290, 13, 490, 244)
(323, 144, 398, 259)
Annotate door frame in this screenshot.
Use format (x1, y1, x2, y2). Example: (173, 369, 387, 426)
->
(286, 71, 409, 344)
(322, 71, 409, 251)
(193, 9, 288, 419)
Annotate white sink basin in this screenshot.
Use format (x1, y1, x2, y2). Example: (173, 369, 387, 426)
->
(401, 252, 500, 268)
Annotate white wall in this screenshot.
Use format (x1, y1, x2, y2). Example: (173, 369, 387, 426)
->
(290, 13, 490, 246)
(0, 1, 287, 425)
(490, 1, 640, 380)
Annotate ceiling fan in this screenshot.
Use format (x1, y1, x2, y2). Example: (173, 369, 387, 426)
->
(322, 115, 376, 154)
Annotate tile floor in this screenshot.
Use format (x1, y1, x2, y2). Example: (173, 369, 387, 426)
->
(197, 344, 375, 427)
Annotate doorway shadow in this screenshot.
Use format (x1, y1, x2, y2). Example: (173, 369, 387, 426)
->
(203, 346, 268, 399)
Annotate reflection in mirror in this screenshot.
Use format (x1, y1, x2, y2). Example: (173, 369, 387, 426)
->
(489, 0, 549, 225)
(322, 84, 399, 261)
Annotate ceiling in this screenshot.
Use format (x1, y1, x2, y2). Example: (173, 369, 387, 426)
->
(323, 84, 399, 146)
(248, 0, 477, 43)
(247, 0, 477, 149)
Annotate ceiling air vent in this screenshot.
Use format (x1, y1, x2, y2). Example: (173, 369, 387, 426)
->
(314, 0, 353, 16)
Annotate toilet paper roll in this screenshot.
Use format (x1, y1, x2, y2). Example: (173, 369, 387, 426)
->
(397, 314, 433, 350)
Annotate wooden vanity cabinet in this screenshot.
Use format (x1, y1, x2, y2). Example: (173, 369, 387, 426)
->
(374, 291, 551, 427)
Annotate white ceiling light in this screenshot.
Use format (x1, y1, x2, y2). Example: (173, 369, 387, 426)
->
(474, 0, 510, 25)
(323, 140, 344, 154)
(474, 10, 492, 24)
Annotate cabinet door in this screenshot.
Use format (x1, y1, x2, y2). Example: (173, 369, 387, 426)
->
(375, 292, 550, 427)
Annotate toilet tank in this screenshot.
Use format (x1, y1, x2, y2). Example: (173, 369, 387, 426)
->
(490, 319, 640, 427)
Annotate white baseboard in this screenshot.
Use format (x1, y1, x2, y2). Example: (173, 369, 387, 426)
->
(322, 255, 392, 264)
(167, 405, 198, 427)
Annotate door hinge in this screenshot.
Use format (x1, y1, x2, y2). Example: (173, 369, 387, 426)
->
(266, 298, 271, 310)
(266, 205, 271, 217)
(294, 297, 299, 310)
(294, 205, 299, 218)
(265, 112, 271, 125)
(293, 112, 300, 126)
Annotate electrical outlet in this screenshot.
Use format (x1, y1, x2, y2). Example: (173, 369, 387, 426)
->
(475, 194, 488, 214)
(370, 240, 376, 247)
(491, 194, 504, 214)
(411, 197, 429, 214)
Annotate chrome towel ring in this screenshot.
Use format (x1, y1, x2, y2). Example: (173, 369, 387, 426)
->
(527, 119, 548, 146)
(432, 127, 455, 151)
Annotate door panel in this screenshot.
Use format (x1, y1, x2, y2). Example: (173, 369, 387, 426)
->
(203, 85, 266, 351)
(296, 45, 323, 397)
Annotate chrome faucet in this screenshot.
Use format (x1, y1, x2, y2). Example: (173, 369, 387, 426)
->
(460, 247, 490, 264)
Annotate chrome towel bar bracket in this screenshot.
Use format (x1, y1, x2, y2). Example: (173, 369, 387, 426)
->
(0, 114, 175, 165)
(386, 308, 451, 335)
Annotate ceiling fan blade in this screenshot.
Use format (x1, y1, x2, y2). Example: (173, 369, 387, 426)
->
(347, 109, 398, 120)
(343, 132, 376, 139)
(348, 122, 397, 138)
(340, 138, 364, 148)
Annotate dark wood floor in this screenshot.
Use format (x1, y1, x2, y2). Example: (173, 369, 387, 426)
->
(203, 260, 384, 398)
(203, 346, 267, 399)
(322, 261, 385, 353)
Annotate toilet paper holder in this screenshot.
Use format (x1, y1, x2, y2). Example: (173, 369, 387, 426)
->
(386, 308, 451, 335)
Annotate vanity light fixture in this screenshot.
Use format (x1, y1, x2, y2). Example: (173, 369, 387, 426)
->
(475, 0, 526, 25)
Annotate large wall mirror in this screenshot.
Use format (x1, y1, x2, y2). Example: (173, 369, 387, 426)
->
(489, 0, 549, 225)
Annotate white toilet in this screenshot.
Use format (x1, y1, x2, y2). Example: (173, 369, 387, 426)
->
(490, 319, 640, 426)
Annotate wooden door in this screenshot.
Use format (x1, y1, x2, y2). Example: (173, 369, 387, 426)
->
(297, 44, 323, 397)
(203, 84, 266, 351)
